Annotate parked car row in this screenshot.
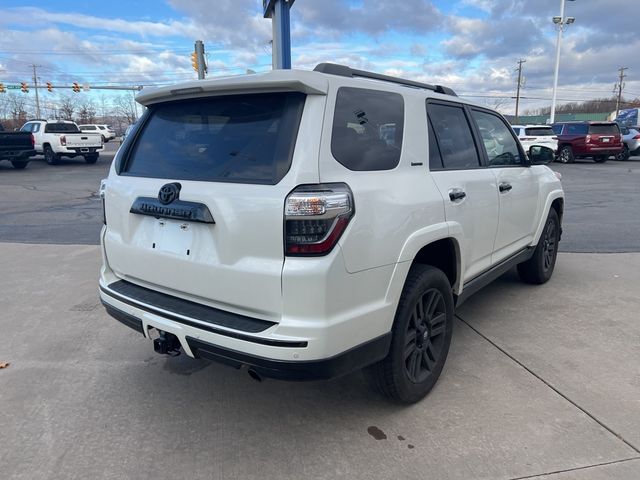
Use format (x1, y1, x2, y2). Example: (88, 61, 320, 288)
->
(78, 124, 116, 143)
(512, 121, 636, 163)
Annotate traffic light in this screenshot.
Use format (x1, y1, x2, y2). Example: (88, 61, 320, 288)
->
(72, 82, 80, 93)
(191, 51, 199, 72)
(0, 83, 5, 93)
(46, 82, 53, 92)
(21, 82, 29, 93)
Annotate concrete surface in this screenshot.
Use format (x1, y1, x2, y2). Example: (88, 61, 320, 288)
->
(1, 146, 639, 253)
(1, 243, 639, 479)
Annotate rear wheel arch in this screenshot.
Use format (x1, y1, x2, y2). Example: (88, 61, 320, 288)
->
(411, 238, 460, 293)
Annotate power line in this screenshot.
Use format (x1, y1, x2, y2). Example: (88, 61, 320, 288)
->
(515, 59, 526, 122)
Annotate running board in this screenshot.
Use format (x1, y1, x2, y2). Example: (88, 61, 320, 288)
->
(455, 247, 534, 307)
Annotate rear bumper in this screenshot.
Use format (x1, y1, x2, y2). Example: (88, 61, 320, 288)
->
(101, 295, 391, 381)
(577, 145, 623, 156)
(58, 146, 103, 155)
(0, 149, 36, 161)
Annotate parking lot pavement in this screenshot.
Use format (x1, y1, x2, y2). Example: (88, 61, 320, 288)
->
(1, 243, 639, 480)
(550, 157, 640, 253)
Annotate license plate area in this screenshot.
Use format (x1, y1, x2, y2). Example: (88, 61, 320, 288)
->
(151, 219, 194, 257)
(601, 137, 611, 143)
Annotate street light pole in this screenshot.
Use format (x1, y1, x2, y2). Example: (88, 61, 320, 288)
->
(263, 0, 295, 69)
(550, 0, 575, 124)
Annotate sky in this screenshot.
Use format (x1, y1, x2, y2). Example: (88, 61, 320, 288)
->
(0, 0, 638, 116)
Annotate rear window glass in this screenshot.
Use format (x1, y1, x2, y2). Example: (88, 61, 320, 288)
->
(123, 92, 305, 184)
(589, 124, 619, 135)
(525, 127, 555, 136)
(331, 87, 404, 171)
(551, 124, 563, 134)
(45, 123, 80, 133)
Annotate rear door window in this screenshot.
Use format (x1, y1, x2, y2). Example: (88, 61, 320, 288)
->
(589, 124, 619, 135)
(44, 123, 80, 133)
(122, 92, 305, 184)
(427, 103, 480, 169)
(331, 87, 404, 171)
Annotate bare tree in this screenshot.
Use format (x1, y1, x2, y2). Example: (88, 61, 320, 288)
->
(58, 94, 77, 121)
(113, 94, 137, 124)
(5, 93, 30, 128)
(78, 99, 98, 123)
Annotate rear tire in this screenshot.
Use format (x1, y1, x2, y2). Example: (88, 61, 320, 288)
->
(364, 265, 454, 404)
(11, 160, 29, 169)
(44, 145, 59, 165)
(593, 155, 608, 163)
(615, 145, 630, 161)
(84, 153, 99, 164)
(558, 146, 574, 164)
(518, 208, 560, 284)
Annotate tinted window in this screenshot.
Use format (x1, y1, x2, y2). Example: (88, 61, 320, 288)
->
(123, 92, 305, 184)
(32, 123, 40, 133)
(427, 103, 480, 169)
(589, 124, 619, 135)
(472, 110, 522, 166)
(45, 123, 80, 133)
(331, 87, 404, 171)
(620, 126, 630, 135)
(551, 124, 563, 134)
(428, 119, 443, 170)
(82, 125, 97, 130)
(565, 123, 588, 135)
(20, 123, 33, 132)
(525, 127, 555, 136)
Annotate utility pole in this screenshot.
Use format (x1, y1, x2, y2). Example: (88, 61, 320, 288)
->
(614, 66, 628, 118)
(194, 40, 206, 80)
(263, 0, 295, 69)
(515, 59, 526, 123)
(31, 64, 41, 118)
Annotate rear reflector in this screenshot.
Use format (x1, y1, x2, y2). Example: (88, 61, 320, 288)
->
(285, 183, 354, 256)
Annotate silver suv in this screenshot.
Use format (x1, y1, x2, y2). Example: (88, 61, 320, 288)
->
(99, 64, 563, 403)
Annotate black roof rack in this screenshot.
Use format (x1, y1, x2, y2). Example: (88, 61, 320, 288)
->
(314, 63, 457, 97)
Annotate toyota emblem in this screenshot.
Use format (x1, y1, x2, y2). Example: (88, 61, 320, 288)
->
(158, 182, 181, 205)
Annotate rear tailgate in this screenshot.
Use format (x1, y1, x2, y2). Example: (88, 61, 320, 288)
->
(65, 133, 102, 148)
(588, 123, 622, 147)
(103, 89, 324, 320)
(0, 132, 33, 152)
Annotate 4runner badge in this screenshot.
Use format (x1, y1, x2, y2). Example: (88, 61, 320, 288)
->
(158, 183, 181, 205)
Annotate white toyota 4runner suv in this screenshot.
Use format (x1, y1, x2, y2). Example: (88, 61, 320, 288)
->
(99, 64, 563, 403)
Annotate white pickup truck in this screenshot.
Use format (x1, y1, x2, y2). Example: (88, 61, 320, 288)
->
(20, 120, 103, 165)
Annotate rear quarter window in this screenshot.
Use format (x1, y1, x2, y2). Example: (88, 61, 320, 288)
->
(331, 87, 404, 171)
(122, 92, 306, 184)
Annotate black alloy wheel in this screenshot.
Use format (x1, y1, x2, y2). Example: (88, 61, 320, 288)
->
(44, 145, 59, 165)
(364, 265, 454, 403)
(615, 145, 630, 161)
(541, 217, 557, 274)
(403, 288, 447, 384)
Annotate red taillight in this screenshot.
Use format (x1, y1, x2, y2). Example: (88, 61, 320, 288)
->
(60, 135, 66, 146)
(633, 135, 640, 140)
(30, 133, 34, 147)
(284, 183, 354, 256)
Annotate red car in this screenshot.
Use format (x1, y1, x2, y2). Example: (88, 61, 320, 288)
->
(552, 121, 623, 163)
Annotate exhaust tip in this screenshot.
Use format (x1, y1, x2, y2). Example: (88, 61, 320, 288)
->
(247, 368, 263, 382)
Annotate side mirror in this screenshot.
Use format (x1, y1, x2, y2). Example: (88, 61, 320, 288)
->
(528, 145, 555, 165)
